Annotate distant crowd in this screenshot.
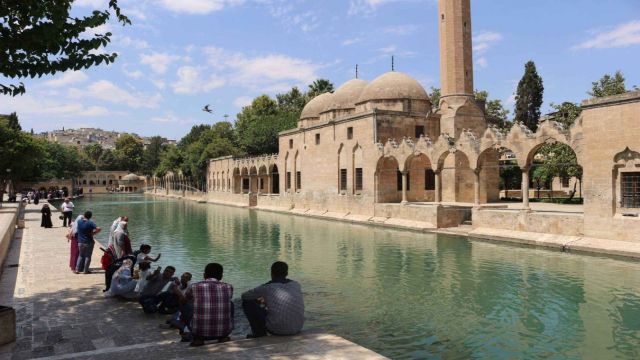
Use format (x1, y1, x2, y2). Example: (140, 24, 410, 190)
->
(65, 210, 305, 345)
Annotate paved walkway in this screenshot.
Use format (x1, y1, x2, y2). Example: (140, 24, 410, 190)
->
(0, 203, 385, 360)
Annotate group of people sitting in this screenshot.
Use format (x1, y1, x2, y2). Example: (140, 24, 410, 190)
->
(66, 212, 305, 346)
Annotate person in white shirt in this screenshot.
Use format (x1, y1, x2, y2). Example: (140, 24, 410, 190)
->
(61, 198, 75, 227)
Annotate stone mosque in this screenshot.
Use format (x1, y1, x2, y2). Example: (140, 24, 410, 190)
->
(159, 0, 640, 244)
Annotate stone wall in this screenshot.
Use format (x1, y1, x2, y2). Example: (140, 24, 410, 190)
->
(473, 208, 584, 236)
(0, 205, 19, 274)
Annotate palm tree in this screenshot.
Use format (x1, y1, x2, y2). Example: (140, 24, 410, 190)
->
(307, 79, 335, 98)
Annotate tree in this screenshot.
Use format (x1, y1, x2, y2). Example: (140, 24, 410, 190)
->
(4, 112, 21, 131)
(534, 143, 583, 200)
(549, 102, 581, 129)
(589, 71, 627, 98)
(429, 87, 441, 110)
(114, 134, 143, 172)
(1, 0, 130, 96)
(474, 90, 510, 130)
(83, 143, 103, 170)
(515, 61, 544, 132)
(156, 145, 183, 177)
(307, 79, 334, 98)
(98, 149, 120, 171)
(141, 136, 165, 175)
(276, 87, 307, 115)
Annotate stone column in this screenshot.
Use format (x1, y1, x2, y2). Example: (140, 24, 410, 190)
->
(474, 169, 480, 206)
(267, 175, 272, 195)
(401, 171, 408, 204)
(257, 178, 261, 195)
(434, 170, 442, 204)
(522, 167, 530, 210)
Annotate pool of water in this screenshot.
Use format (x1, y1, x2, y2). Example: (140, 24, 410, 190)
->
(65, 194, 640, 359)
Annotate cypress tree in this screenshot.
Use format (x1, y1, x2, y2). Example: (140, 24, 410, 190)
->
(514, 61, 544, 132)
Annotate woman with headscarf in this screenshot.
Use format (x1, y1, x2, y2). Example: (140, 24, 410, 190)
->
(40, 204, 53, 228)
(112, 221, 133, 260)
(108, 259, 138, 299)
(108, 216, 122, 249)
(66, 215, 84, 272)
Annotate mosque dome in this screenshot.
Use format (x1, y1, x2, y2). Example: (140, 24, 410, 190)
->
(321, 79, 368, 113)
(300, 92, 333, 120)
(356, 72, 429, 104)
(122, 173, 140, 181)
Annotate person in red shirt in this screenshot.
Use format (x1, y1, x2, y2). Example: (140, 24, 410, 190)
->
(185, 263, 234, 346)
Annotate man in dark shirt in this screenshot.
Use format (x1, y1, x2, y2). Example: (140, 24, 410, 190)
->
(139, 266, 178, 314)
(75, 211, 101, 274)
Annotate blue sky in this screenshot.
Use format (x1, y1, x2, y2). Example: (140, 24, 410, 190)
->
(1, 0, 639, 139)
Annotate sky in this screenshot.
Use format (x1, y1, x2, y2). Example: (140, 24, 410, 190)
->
(1, 0, 639, 139)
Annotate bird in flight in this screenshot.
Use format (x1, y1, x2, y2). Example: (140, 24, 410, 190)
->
(202, 104, 213, 113)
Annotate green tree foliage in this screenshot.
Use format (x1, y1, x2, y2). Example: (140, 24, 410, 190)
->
(0, 117, 43, 186)
(307, 79, 334, 98)
(97, 149, 120, 171)
(429, 87, 441, 110)
(276, 87, 307, 116)
(141, 136, 165, 175)
(549, 102, 582, 129)
(83, 143, 103, 170)
(35, 141, 92, 180)
(236, 95, 292, 156)
(515, 61, 544, 132)
(589, 71, 627, 98)
(474, 90, 511, 130)
(156, 145, 183, 177)
(114, 134, 143, 172)
(533, 143, 582, 200)
(5, 112, 21, 130)
(0, 0, 130, 96)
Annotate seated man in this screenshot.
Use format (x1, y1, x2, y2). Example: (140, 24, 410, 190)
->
(241, 261, 305, 338)
(185, 263, 234, 346)
(138, 265, 178, 314)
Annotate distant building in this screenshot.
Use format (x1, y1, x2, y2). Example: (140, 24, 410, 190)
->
(39, 128, 176, 150)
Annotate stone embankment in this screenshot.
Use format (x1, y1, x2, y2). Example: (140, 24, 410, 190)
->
(147, 191, 640, 261)
(0, 202, 385, 359)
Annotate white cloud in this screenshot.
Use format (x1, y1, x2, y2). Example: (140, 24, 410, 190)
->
(123, 69, 144, 79)
(69, 80, 162, 108)
(573, 20, 640, 50)
(4, 94, 110, 118)
(172, 66, 226, 94)
(150, 112, 197, 125)
(43, 71, 89, 87)
(341, 38, 362, 46)
(348, 0, 411, 16)
(140, 52, 181, 74)
(117, 36, 150, 49)
(156, 0, 245, 15)
(383, 24, 419, 35)
(233, 96, 253, 108)
(74, 0, 108, 8)
(472, 31, 503, 68)
(476, 57, 488, 69)
(378, 45, 397, 54)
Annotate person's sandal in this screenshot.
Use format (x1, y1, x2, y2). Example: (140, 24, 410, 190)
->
(189, 339, 204, 347)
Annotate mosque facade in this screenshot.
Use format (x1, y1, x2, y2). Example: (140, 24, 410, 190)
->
(193, 0, 640, 243)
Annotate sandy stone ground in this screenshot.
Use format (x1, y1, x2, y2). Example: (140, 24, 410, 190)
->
(0, 203, 385, 360)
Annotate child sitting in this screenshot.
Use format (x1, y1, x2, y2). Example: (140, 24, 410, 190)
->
(136, 244, 161, 266)
(135, 261, 152, 293)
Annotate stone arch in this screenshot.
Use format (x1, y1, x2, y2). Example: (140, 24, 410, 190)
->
(375, 156, 401, 203)
(476, 145, 518, 203)
(438, 149, 474, 203)
(404, 153, 434, 202)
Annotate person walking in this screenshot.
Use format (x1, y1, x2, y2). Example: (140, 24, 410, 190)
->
(40, 204, 53, 228)
(67, 215, 84, 272)
(61, 198, 75, 227)
(75, 211, 101, 274)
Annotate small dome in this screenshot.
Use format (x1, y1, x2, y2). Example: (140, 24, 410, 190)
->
(356, 72, 429, 104)
(300, 92, 333, 120)
(322, 79, 368, 112)
(122, 173, 139, 181)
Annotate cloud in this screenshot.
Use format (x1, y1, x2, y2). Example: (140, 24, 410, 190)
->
(233, 96, 253, 108)
(383, 24, 420, 35)
(74, 0, 108, 8)
(43, 71, 89, 87)
(573, 20, 640, 50)
(140, 52, 181, 74)
(156, 0, 245, 15)
(172, 66, 226, 94)
(69, 80, 162, 108)
(341, 38, 362, 46)
(5, 94, 111, 118)
(150, 112, 197, 125)
(117, 36, 150, 49)
(472, 31, 502, 68)
(348, 0, 415, 16)
(123, 68, 144, 79)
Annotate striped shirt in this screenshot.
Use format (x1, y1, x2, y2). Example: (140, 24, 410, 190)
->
(241, 279, 305, 335)
(187, 278, 234, 337)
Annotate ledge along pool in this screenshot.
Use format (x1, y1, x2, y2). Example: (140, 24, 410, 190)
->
(66, 194, 640, 359)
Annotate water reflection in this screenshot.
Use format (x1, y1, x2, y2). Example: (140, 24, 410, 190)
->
(71, 194, 640, 360)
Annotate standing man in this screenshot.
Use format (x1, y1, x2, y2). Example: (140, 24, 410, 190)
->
(241, 261, 305, 338)
(61, 198, 75, 227)
(75, 211, 101, 274)
(185, 263, 234, 346)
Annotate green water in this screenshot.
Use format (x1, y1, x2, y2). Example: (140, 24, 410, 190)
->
(68, 194, 640, 359)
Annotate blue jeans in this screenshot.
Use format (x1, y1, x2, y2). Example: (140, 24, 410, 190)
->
(76, 242, 94, 273)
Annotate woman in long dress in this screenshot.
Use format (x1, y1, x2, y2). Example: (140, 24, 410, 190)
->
(40, 204, 53, 228)
(108, 259, 138, 299)
(112, 221, 133, 259)
(67, 215, 83, 272)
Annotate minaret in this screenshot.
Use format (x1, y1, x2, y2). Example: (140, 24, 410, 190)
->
(439, 0, 474, 97)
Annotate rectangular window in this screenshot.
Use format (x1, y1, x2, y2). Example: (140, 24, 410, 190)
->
(415, 125, 425, 138)
(286, 172, 291, 190)
(289, 139, 293, 149)
(296, 171, 301, 190)
(260, 179, 264, 190)
(242, 178, 250, 191)
(340, 169, 347, 191)
(355, 168, 363, 191)
(561, 177, 570, 188)
(315, 133, 320, 145)
(347, 127, 353, 140)
(621, 172, 640, 208)
(425, 169, 435, 190)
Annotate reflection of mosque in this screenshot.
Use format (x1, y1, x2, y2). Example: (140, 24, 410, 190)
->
(197, 0, 640, 243)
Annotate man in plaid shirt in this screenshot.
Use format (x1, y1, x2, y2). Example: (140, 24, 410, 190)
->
(185, 263, 234, 346)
